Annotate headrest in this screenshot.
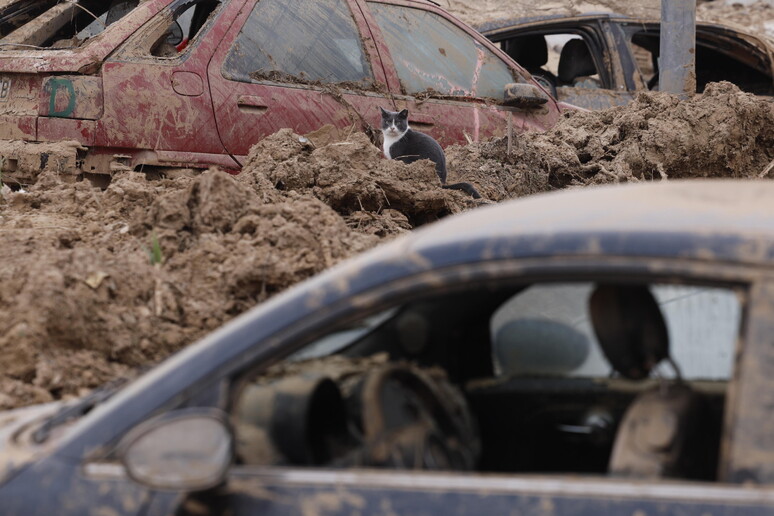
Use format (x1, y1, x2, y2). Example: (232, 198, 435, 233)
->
(505, 35, 549, 70)
(589, 285, 669, 380)
(494, 318, 590, 376)
(558, 39, 597, 83)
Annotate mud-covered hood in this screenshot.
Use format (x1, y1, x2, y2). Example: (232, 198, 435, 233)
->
(0, 401, 67, 485)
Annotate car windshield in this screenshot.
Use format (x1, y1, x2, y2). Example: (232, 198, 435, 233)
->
(0, 0, 140, 50)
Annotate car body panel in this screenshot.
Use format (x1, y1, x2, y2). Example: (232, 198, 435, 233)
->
(98, 0, 239, 158)
(0, 0, 562, 182)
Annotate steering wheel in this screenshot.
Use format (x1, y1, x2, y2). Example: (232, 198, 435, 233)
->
(357, 364, 479, 470)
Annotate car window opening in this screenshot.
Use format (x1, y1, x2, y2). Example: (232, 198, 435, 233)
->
(502, 33, 601, 98)
(222, 0, 374, 87)
(0, 0, 141, 50)
(627, 29, 774, 95)
(230, 280, 743, 482)
(150, 0, 220, 57)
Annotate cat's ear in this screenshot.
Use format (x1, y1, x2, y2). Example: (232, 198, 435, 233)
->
(379, 106, 389, 116)
(398, 109, 409, 119)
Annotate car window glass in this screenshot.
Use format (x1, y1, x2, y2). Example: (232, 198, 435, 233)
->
(368, 3, 518, 98)
(0, 0, 141, 50)
(222, 0, 373, 84)
(491, 282, 741, 381)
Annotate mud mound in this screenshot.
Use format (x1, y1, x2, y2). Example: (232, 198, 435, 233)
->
(244, 129, 481, 225)
(0, 129, 481, 409)
(448, 83, 774, 198)
(2, 83, 773, 409)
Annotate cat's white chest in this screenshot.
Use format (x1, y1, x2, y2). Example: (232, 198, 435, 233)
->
(382, 130, 407, 159)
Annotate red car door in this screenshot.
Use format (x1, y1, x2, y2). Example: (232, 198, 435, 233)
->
(99, 0, 246, 170)
(207, 0, 394, 163)
(359, 0, 562, 145)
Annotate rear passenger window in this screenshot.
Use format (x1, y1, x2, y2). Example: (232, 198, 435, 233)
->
(223, 0, 373, 84)
(491, 282, 741, 380)
(368, 3, 520, 98)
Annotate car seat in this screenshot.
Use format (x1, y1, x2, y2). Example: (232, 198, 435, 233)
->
(558, 39, 600, 88)
(504, 35, 558, 96)
(589, 284, 706, 479)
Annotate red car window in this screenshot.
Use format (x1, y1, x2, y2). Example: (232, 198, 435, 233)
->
(368, 2, 519, 99)
(222, 0, 373, 85)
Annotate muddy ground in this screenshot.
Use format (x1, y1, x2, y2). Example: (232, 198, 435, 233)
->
(1, 80, 772, 409)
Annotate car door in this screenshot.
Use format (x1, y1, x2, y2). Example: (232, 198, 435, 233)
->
(59, 258, 774, 515)
(100, 0, 243, 170)
(207, 0, 395, 164)
(482, 17, 640, 110)
(172, 261, 770, 515)
(360, 0, 561, 145)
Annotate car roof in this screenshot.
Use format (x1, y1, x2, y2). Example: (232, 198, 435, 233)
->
(477, 12, 756, 39)
(476, 12, 627, 34)
(408, 180, 774, 268)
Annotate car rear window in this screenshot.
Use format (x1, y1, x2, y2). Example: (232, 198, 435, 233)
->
(222, 0, 373, 85)
(368, 2, 519, 98)
(491, 283, 741, 381)
(0, 0, 140, 50)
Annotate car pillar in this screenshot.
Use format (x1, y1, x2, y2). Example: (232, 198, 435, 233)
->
(660, 0, 697, 96)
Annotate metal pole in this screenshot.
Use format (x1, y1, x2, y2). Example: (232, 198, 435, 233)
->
(659, 0, 697, 96)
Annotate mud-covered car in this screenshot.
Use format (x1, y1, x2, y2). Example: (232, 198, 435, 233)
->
(479, 12, 774, 110)
(4, 180, 774, 515)
(0, 0, 562, 185)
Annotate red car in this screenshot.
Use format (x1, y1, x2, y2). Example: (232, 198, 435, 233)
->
(0, 0, 562, 183)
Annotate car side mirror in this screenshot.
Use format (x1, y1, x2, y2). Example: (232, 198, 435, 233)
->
(120, 408, 233, 491)
(503, 83, 550, 109)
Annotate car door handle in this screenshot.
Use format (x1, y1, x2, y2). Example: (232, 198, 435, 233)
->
(237, 95, 268, 115)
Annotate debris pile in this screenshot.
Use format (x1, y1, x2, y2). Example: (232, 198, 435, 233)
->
(1, 83, 773, 409)
(447, 82, 774, 198)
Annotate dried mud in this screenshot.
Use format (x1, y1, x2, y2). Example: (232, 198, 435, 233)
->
(1, 83, 773, 409)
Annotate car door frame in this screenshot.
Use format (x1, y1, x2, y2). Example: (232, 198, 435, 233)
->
(481, 15, 641, 110)
(65, 254, 774, 514)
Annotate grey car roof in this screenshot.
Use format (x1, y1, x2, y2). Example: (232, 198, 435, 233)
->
(411, 180, 774, 252)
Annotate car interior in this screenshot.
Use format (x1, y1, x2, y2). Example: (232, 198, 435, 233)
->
(503, 33, 602, 97)
(230, 279, 742, 482)
(0, 0, 135, 49)
(0, 0, 220, 52)
(626, 28, 774, 95)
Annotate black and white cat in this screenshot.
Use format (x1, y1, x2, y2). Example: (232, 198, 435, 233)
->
(380, 107, 481, 199)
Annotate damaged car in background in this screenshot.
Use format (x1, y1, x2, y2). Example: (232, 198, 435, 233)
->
(479, 12, 774, 110)
(3, 180, 774, 514)
(0, 0, 563, 186)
